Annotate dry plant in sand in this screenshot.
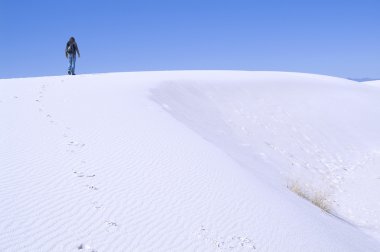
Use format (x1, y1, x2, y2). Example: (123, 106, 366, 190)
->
(287, 181, 330, 212)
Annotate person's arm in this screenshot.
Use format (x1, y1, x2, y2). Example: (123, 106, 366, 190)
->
(76, 43, 80, 58)
(65, 43, 68, 58)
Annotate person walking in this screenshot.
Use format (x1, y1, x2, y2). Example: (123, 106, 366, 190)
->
(65, 37, 80, 75)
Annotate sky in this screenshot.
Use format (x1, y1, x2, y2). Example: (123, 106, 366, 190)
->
(0, 0, 379, 79)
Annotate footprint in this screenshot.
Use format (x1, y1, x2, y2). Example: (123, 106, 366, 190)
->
(73, 171, 95, 178)
(105, 221, 119, 232)
(77, 243, 97, 252)
(86, 185, 99, 191)
(73, 171, 85, 177)
(197, 226, 256, 250)
(105, 221, 118, 226)
(92, 201, 103, 209)
(230, 236, 256, 249)
(68, 141, 81, 146)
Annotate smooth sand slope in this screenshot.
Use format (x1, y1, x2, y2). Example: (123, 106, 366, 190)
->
(1, 71, 380, 251)
(364, 80, 380, 88)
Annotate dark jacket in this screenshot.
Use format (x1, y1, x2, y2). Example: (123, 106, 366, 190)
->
(66, 41, 80, 56)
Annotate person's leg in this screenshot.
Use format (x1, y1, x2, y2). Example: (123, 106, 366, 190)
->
(68, 55, 73, 74)
(71, 55, 76, 75)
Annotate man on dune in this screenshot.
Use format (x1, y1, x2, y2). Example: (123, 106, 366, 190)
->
(65, 37, 80, 75)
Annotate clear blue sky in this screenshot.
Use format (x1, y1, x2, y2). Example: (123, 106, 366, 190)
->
(0, 0, 379, 79)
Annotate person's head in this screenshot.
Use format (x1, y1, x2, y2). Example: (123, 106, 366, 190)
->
(69, 37, 75, 43)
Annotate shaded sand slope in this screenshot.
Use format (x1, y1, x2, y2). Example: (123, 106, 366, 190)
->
(152, 71, 380, 240)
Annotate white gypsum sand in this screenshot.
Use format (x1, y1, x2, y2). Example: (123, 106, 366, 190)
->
(1, 71, 380, 251)
(363, 80, 380, 88)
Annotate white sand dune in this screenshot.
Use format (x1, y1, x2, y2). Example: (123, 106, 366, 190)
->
(363, 80, 380, 88)
(1, 71, 380, 251)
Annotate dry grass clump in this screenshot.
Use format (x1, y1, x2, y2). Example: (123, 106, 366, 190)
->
(287, 181, 330, 212)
